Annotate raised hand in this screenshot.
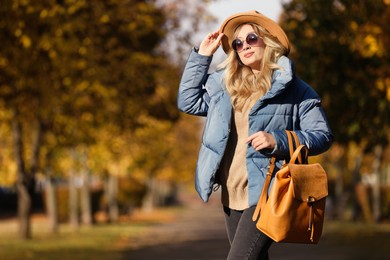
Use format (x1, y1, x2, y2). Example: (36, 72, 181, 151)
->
(198, 31, 224, 56)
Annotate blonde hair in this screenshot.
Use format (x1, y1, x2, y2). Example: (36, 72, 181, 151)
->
(218, 23, 287, 111)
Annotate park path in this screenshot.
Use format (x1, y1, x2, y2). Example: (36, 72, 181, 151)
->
(123, 191, 386, 260)
(124, 192, 230, 260)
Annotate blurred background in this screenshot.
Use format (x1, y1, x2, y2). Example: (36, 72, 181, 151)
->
(0, 0, 389, 259)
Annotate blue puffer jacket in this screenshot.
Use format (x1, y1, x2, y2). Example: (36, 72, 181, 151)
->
(178, 49, 333, 207)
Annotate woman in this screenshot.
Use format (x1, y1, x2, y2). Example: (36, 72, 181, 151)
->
(177, 10, 332, 260)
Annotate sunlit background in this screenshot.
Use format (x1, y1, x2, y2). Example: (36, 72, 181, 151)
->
(0, 0, 389, 259)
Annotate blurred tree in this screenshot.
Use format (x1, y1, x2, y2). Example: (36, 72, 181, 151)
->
(0, 0, 213, 238)
(281, 0, 390, 148)
(156, 0, 218, 64)
(281, 0, 390, 221)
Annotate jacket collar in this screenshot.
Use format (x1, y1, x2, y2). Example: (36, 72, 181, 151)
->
(250, 56, 294, 112)
(265, 55, 294, 99)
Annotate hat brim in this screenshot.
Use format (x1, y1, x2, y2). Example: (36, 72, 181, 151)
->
(219, 10, 290, 54)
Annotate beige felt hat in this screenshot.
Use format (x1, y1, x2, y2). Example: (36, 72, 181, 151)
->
(219, 10, 290, 54)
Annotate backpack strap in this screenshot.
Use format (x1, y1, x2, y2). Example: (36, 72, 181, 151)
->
(252, 157, 276, 221)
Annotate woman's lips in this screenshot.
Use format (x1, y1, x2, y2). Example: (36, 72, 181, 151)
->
(244, 52, 254, 58)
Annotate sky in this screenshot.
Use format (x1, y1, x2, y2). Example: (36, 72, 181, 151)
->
(208, 0, 283, 30)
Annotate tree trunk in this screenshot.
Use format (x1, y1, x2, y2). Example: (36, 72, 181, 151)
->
(334, 155, 345, 219)
(372, 145, 383, 222)
(44, 152, 58, 233)
(80, 168, 92, 225)
(69, 168, 79, 230)
(142, 177, 156, 213)
(355, 183, 374, 222)
(352, 154, 363, 221)
(106, 174, 119, 222)
(12, 118, 30, 239)
(386, 163, 390, 187)
(45, 177, 58, 233)
(16, 182, 32, 239)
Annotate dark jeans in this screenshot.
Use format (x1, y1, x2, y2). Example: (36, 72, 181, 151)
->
(224, 206, 273, 260)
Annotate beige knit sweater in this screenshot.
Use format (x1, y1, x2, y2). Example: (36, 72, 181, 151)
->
(219, 97, 258, 210)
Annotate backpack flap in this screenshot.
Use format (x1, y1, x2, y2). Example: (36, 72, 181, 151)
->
(289, 163, 328, 202)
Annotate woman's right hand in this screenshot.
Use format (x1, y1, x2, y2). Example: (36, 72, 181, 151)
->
(198, 31, 224, 56)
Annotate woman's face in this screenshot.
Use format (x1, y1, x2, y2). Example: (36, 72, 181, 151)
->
(234, 24, 265, 73)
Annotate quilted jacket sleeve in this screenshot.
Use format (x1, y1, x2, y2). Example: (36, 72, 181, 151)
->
(177, 49, 213, 116)
(272, 104, 333, 156)
(269, 57, 333, 157)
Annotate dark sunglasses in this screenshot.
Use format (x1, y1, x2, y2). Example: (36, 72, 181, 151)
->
(232, 33, 261, 53)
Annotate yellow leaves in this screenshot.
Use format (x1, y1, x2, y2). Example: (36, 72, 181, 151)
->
(20, 0, 30, 6)
(78, 46, 87, 55)
(62, 77, 72, 86)
(55, 28, 63, 37)
(350, 23, 384, 58)
(77, 59, 87, 69)
(127, 21, 138, 32)
(304, 27, 316, 39)
(91, 81, 117, 99)
(81, 112, 93, 122)
(49, 49, 57, 59)
(11, 0, 31, 9)
(0, 161, 17, 186)
(20, 35, 31, 48)
(67, 0, 87, 15)
(40, 9, 49, 19)
(14, 28, 22, 37)
(39, 5, 65, 19)
(75, 80, 89, 92)
(100, 14, 110, 23)
(15, 28, 31, 49)
(363, 34, 384, 57)
(127, 3, 159, 33)
(0, 0, 189, 189)
(86, 126, 132, 177)
(0, 56, 8, 68)
(350, 21, 358, 31)
(0, 123, 17, 186)
(40, 38, 52, 51)
(131, 114, 174, 175)
(83, 37, 91, 45)
(134, 115, 173, 146)
(0, 84, 12, 97)
(376, 78, 390, 102)
(288, 20, 299, 30)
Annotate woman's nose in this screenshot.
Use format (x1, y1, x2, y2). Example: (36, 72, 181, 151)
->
(242, 41, 251, 50)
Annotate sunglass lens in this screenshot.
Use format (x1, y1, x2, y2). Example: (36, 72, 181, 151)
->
(232, 39, 243, 52)
(247, 33, 258, 45)
(232, 33, 259, 52)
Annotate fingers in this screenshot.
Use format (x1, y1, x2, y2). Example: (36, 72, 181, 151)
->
(206, 31, 223, 44)
(247, 131, 276, 151)
(248, 135, 267, 151)
(216, 33, 224, 46)
(208, 31, 223, 38)
(199, 32, 224, 56)
(246, 131, 265, 144)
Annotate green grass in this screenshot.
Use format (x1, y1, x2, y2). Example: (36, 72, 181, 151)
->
(0, 207, 182, 260)
(1, 210, 389, 260)
(317, 220, 390, 259)
(0, 222, 148, 260)
(324, 220, 390, 246)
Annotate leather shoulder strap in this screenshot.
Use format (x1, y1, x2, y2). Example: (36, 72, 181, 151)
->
(286, 130, 304, 164)
(290, 131, 300, 148)
(289, 145, 308, 164)
(252, 157, 276, 221)
(286, 130, 295, 157)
